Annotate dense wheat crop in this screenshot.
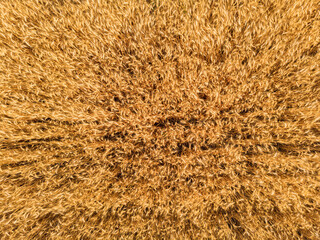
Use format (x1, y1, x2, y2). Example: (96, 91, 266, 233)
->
(0, 0, 320, 239)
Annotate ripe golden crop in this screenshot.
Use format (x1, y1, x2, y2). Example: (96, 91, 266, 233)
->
(1, 0, 319, 239)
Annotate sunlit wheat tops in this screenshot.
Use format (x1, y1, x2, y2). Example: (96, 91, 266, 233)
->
(0, 0, 319, 239)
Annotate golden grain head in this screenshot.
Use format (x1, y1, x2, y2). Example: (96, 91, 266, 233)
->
(0, 0, 320, 239)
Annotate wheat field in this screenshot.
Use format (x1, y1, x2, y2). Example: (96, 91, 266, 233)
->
(0, 0, 320, 239)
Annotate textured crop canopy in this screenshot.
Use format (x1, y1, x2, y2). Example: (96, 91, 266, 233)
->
(0, 0, 319, 239)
